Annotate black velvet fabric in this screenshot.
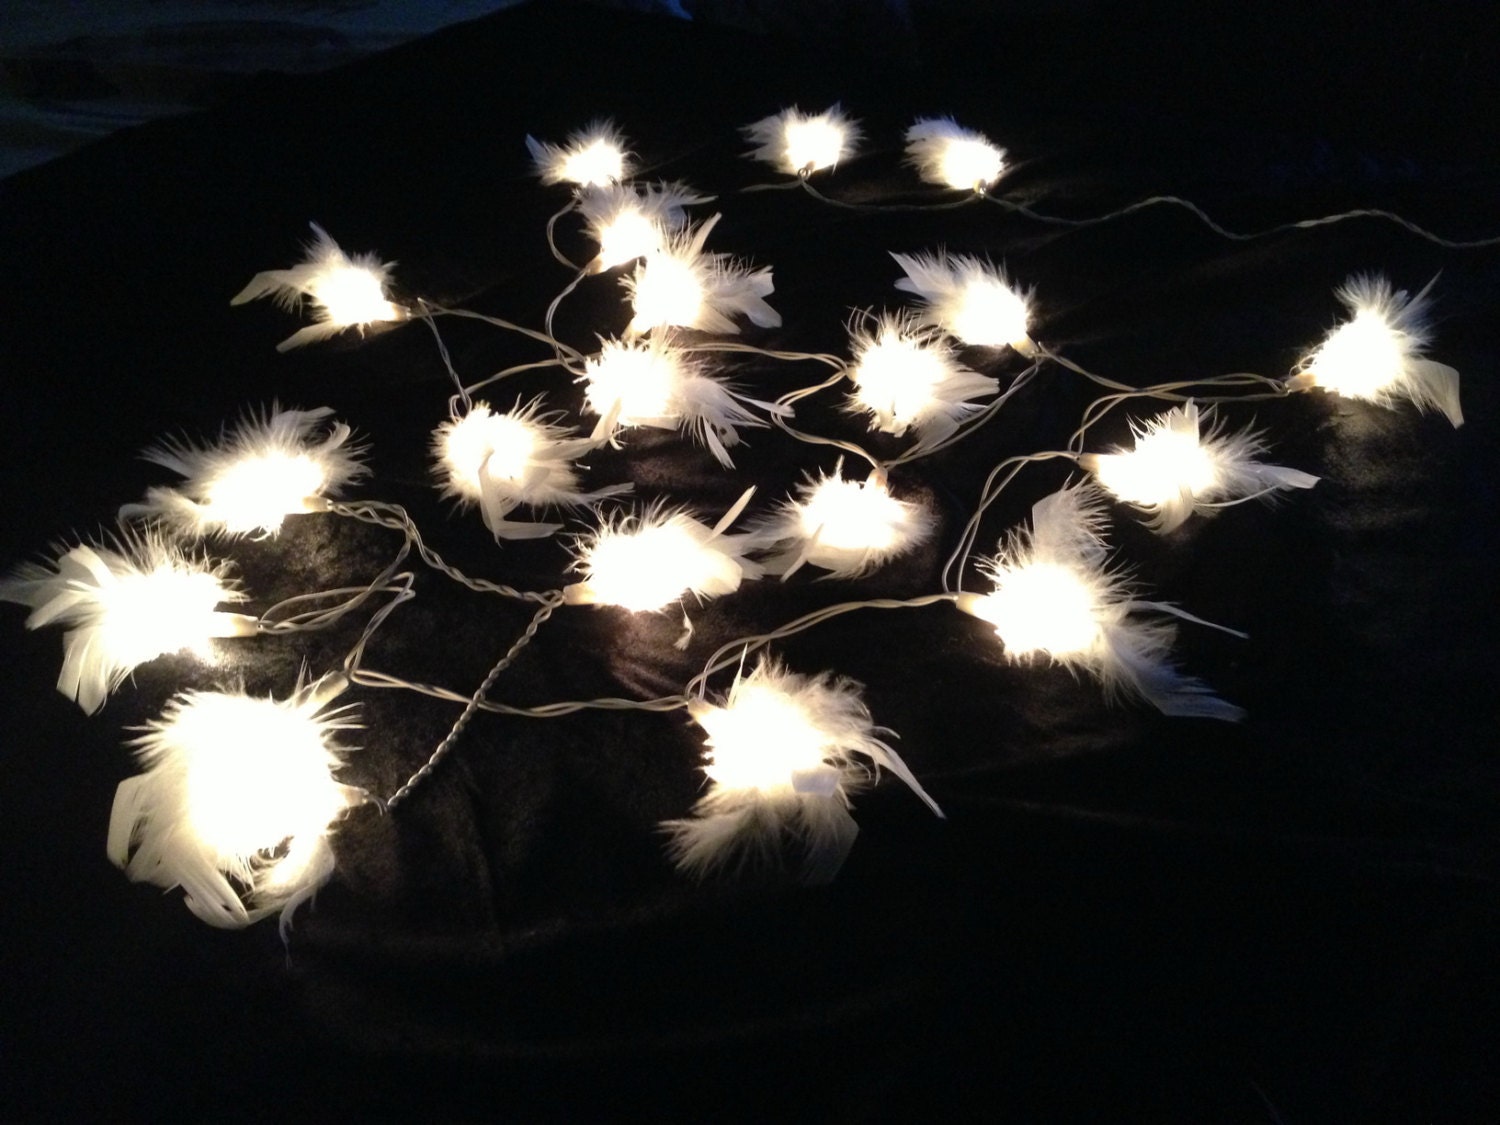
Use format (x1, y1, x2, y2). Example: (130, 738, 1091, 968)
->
(2, 2, 1497, 1121)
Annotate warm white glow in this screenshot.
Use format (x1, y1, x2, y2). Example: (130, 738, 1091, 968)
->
(742, 105, 861, 175)
(583, 339, 681, 425)
(627, 251, 708, 335)
(891, 251, 1034, 349)
(845, 313, 996, 443)
(693, 681, 837, 794)
(1091, 422, 1217, 507)
(121, 405, 365, 538)
(526, 121, 630, 187)
(0, 535, 255, 714)
(623, 214, 780, 336)
(438, 406, 540, 495)
(760, 469, 934, 578)
(597, 208, 663, 270)
(905, 118, 1006, 191)
(1303, 301, 1407, 400)
(961, 561, 1104, 659)
(577, 181, 709, 272)
(310, 261, 401, 328)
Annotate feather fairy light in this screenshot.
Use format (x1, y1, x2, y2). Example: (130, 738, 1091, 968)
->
(0, 532, 257, 714)
(844, 310, 997, 449)
(664, 657, 942, 884)
(563, 489, 762, 612)
(432, 398, 631, 539)
(890, 250, 1036, 354)
(1288, 274, 1463, 426)
(741, 104, 862, 176)
(231, 223, 405, 351)
(956, 484, 1244, 721)
(755, 465, 934, 579)
(1080, 402, 1319, 532)
(526, 120, 631, 187)
(623, 213, 781, 336)
(120, 405, 366, 538)
(904, 117, 1006, 192)
(581, 337, 788, 467)
(107, 671, 365, 930)
(576, 181, 710, 272)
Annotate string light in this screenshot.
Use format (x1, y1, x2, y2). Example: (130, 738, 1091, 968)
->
(107, 671, 365, 931)
(755, 465, 934, 578)
(525, 120, 631, 187)
(890, 250, 1035, 353)
(623, 213, 781, 335)
(904, 117, 1006, 192)
(741, 104, 862, 176)
(230, 223, 405, 351)
(575, 180, 711, 272)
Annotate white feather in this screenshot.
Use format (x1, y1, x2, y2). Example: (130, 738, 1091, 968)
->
(741, 104, 862, 175)
(844, 310, 998, 449)
(1294, 274, 1463, 427)
(525, 120, 631, 187)
(230, 223, 404, 351)
(431, 398, 630, 540)
(956, 483, 1243, 721)
(1083, 401, 1319, 532)
(120, 405, 367, 538)
(575, 181, 710, 271)
(664, 657, 942, 884)
(623, 213, 781, 336)
(890, 249, 1034, 351)
(904, 117, 1006, 191)
(752, 466, 934, 579)
(0, 531, 256, 714)
(107, 671, 365, 931)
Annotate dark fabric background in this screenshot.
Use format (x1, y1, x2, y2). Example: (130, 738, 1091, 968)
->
(1, 2, 1496, 1121)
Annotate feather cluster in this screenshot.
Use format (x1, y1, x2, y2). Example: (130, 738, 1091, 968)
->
(107, 671, 365, 931)
(753, 467, 934, 579)
(664, 657, 942, 884)
(581, 337, 788, 467)
(956, 484, 1244, 721)
(576, 180, 710, 272)
(844, 311, 997, 449)
(525, 120, 631, 187)
(563, 492, 762, 612)
(431, 398, 630, 540)
(0, 532, 257, 714)
(623, 213, 780, 336)
(120, 405, 366, 538)
(741, 104, 862, 176)
(1081, 402, 1319, 532)
(904, 117, 1006, 191)
(1293, 274, 1463, 427)
(230, 223, 404, 351)
(891, 250, 1035, 352)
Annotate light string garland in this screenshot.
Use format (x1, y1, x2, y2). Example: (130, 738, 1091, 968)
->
(1, 105, 1477, 929)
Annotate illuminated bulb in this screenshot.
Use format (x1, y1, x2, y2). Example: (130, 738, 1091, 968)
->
(1290, 274, 1463, 426)
(231, 223, 405, 351)
(756, 467, 934, 578)
(107, 671, 365, 930)
(890, 250, 1035, 352)
(525, 120, 630, 186)
(581, 338, 787, 467)
(741, 104, 862, 175)
(905, 117, 1006, 191)
(432, 398, 631, 540)
(845, 311, 997, 448)
(120, 405, 366, 538)
(956, 484, 1244, 720)
(623, 213, 781, 335)
(0, 532, 257, 714)
(576, 181, 710, 271)
(1081, 402, 1318, 533)
(564, 493, 761, 612)
(663, 657, 942, 883)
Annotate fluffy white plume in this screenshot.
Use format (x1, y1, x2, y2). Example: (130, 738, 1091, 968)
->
(563, 489, 762, 612)
(432, 398, 631, 539)
(1081, 401, 1320, 533)
(120, 405, 367, 538)
(623, 213, 781, 336)
(107, 671, 365, 931)
(904, 117, 1006, 191)
(525, 120, 631, 187)
(576, 181, 711, 271)
(1291, 274, 1462, 427)
(844, 311, 998, 449)
(230, 223, 405, 351)
(956, 484, 1244, 721)
(741, 104, 862, 176)
(752, 466, 934, 579)
(581, 337, 789, 467)
(664, 657, 942, 884)
(890, 250, 1035, 353)
(0, 532, 257, 714)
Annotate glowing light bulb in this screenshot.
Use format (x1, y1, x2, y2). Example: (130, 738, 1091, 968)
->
(526, 120, 630, 187)
(577, 181, 710, 271)
(756, 467, 933, 579)
(742, 105, 861, 175)
(845, 311, 996, 447)
(905, 117, 1006, 191)
(624, 214, 780, 336)
(890, 250, 1034, 351)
